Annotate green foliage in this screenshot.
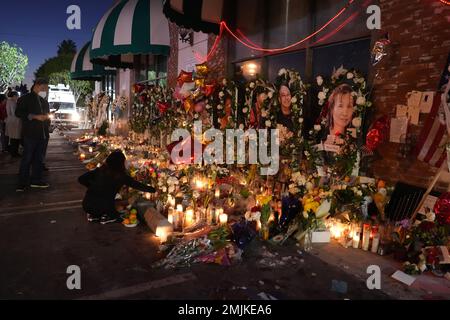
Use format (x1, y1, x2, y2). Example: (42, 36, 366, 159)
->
(0, 42, 28, 91)
(57, 40, 77, 56)
(35, 55, 74, 80)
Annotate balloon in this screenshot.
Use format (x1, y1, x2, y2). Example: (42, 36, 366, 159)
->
(366, 116, 390, 151)
(192, 87, 204, 101)
(157, 101, 171, 114)
(203, 83, 216, 97)
(195, 78, 205, 88)
(195, 63, 209, 78)
(433, 193, 450, 226)
(194, 100, 205, 113)
(177, 70, 193, 86)
(184, 98, 194, 113)
(173, 85, 183, 101)
(371, 37, 391, 66)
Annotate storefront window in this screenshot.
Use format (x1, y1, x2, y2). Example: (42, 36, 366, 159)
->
(267, 50, 306, 82)
(312, 38, 371, 77)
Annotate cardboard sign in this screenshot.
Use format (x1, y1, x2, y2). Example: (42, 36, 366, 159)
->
(419, 92, 435, 113)
(389, 117, 409, 143)
(407, 91, 423, 109)
(396, 105, 409, 118)
(391, 270, 416, 286)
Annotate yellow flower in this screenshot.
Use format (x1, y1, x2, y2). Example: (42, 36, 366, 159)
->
(303, 201, 320, 214)
(257, 194, 273, 206)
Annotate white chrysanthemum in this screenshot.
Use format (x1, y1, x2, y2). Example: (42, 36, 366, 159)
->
(314, 124, 322, 131)
(291, 96, 297, 104)
(299, 117, 304, 123)
(318, 92, 326, 100)
(162, 186, 167, 193)
(219, 91, 224, 98)
(206, 104, 212, 110)
(316, 76, 324, 86)
(265, 120, 271, 127)
(278, 68, 287, 76)
(356, 96, 366, 106)
(352, 117, 362, 128)
(249, 82, 255, 89)
(217, 104, 223, 110)
(242, 107, 248, 113)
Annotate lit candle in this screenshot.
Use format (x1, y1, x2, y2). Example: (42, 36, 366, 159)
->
(219, 212, 228, 225)
(176, 204, 183, 213)
(145, 192, 151, 200)
(257, 220, 262, 231)
(155, 226, 169, 243)
(352, 233, 360, 249)
(79, 153, 86, 161)
(215, 188, 220, 199)
(195, 179, 204, 190)
(89, 147, 93, 153)
(168, 212, 174, 225)
(185, 208, 194, 226)
(167, 195, 176, 207)
(362, 224, 371, 251)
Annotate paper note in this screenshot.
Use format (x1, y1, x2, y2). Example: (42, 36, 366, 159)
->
(418, 195, 438, 216)
(420, 92, 435, 113)
(389, 117, 409, 143)
(408, 106, 420, 126)
(407, 91, 423, 109)
(396, 105, 409, 118)
(391, 270, 416, 286)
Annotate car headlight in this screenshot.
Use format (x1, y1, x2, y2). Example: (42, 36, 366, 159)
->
(71, 113, 80, 121)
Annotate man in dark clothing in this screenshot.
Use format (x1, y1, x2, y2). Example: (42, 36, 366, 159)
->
(15, 78, 51, 191)
(0, 94, 8, 152)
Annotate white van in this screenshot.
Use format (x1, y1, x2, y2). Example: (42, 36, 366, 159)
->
(48, 84, 80, 130)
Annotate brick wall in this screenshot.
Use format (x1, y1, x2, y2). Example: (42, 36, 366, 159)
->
(371, 0, 450, 190)
(167, 22, 179, 89)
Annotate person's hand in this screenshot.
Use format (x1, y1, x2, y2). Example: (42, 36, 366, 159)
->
(33, 114, 49, 121)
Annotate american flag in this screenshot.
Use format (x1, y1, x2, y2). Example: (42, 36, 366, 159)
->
(414, 63, 450, 169)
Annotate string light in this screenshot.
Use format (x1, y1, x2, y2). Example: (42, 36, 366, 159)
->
(220, 0, 356, 53)
(439, 0, 450, 5)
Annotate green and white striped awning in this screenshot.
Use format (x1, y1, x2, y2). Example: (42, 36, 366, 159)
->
(163, 0, 225, 35)
(70, 42, 116, 81)
(90, 0, 170, 68)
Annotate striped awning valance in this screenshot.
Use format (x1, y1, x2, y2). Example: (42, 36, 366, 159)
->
(70, 42, 116, 81)
(90, 0, 171, 68)
(163, 0, 225, 35)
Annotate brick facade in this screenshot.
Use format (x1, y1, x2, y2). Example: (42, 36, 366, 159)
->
(167, 22, 179, 89)
(371, 0, 450, 190)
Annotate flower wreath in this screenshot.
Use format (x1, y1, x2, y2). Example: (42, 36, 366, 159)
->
(273, 68, 308, 155)
(214, 78, 239, 129)
(315, 66, 372, 133)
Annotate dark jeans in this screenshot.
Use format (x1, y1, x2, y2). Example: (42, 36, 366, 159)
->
(9, 138, 20, 155)
(19, 137, 46, 185)
(0, 122, 8, 152)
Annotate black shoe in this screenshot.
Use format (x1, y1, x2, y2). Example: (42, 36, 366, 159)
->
(30, 182, 50, 189)
(100, 215, 118, 225)
(16, 185, 26, 192)
(87, 214, 100, 223)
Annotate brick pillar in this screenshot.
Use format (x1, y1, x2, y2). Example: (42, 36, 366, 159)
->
(370, 0, 450, 189)
(167, 22, 179, 88)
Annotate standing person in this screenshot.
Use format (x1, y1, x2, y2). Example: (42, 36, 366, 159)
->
(0, 94, 8, 152)
(78, 150, 156, 224)
(15, 78, 51, 191)
(5, 91, 21, 157)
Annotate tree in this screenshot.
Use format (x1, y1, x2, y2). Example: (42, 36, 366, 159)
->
(34, 40, 76, 80)
(57, 39, 77, 56)
(0, 42, 28, 92)
(49, 71, 93, 107)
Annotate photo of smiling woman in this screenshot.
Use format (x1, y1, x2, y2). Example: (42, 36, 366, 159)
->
(324, 84, 355, 146)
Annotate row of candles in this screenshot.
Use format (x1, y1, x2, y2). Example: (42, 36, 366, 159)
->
(329, 220, 381, 253)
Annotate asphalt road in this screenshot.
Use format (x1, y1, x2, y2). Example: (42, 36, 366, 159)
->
(0, 131, 391, 300)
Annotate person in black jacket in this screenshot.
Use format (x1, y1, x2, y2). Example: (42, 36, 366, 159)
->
(15, 78, 51, 191)
(78, 150, 156, 224)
